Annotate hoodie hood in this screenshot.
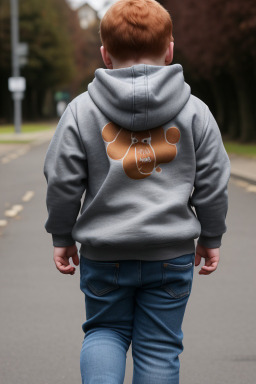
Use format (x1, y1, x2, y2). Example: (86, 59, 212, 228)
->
(88, 63, 191, 131)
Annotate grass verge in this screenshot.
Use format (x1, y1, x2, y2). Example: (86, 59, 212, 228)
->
(224, 141, 256, 158)
(0, 140, 33, 144)
(0, 123, 54, 134)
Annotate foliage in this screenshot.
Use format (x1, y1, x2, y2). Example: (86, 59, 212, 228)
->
(66, 9, 102, 96)
(0, 0, 76, 120)
(0, 0, 74, 86)
(160, 0, 256, 141)
(0, 0, 104, 121)
(20, 0, 75, 89)
(161, 0, 256, 76)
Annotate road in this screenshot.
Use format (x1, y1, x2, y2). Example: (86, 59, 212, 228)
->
(0, 140, 256, 384)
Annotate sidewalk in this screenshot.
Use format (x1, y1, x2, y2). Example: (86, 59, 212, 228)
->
(229, 154, 256, 185)
(0, 128, 55, 158)
(0, 128, 55, 144)
(0, 129, 256, 184)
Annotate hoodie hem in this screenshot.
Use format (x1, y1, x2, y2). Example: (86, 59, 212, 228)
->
(79, 240, 195, 261)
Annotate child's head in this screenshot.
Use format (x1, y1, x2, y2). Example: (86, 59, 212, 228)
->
(100, 0, 174, 68)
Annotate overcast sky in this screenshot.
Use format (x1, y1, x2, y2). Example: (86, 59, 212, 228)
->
(68, 0, 117, 17)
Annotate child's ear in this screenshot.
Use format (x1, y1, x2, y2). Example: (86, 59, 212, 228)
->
(165, 41, 174, 65)
(100, 46, 113, 69)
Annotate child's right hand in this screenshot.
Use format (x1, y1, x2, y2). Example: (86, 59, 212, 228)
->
(195, 244, 220, 275)
(53, 244, 79, 275)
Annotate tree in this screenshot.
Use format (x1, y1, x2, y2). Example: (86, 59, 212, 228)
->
(20, 0, 75, 118)
(0, 0, 75, 121)
(160, 0, 256, 141)
(66, 7, 102, 97)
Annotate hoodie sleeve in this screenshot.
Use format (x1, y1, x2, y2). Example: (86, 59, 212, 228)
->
(190, 106, 231, 248)
(43, 104, 87, 247)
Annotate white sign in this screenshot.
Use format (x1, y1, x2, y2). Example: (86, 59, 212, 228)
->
(8, 77, 26, 92)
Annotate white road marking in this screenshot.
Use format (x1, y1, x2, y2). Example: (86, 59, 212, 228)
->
(247, 185, 256, 193)
(8, 153, 19, 160)
(12, 204, 23, 212)
(1, 190, 34, 231)
(232, 178, 256, 193)
(1, 145, 30, 164)
(22, 191, 35, 202)
(4, 210, 17, 217)
(1, 157, 10, 164)
(4, 204, 24, 217)
(233, 179, 250, 188)
(16, 148, 29, 156)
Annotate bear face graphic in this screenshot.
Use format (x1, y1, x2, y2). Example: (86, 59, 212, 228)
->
(102, 122, 180, 180)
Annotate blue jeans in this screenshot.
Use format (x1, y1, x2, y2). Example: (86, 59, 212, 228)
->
(80, 252, 195, 384)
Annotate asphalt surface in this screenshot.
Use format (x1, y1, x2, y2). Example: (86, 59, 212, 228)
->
(0, 140, 256, 384)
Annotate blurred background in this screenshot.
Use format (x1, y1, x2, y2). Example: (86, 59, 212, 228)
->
(0, 0, 256, 142)
(0, 1, 256, 384)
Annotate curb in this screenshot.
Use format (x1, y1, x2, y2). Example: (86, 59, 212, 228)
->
(0, 129, 55, 142)
(229, 154, 256, 186)
(0, 129, 55, 158)
(230, 173, 256, 186)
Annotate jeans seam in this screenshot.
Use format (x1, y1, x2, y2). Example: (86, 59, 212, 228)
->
(163, 262, 193, 271)
(114, 264, 119, 285)
(138, 261, 142, 286)
(163, 286, 190, 299)
(87, 280, 119, 296)
(83, 258, 119, 268)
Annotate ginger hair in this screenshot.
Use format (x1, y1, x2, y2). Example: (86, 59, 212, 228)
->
(100, 0, 173, 61)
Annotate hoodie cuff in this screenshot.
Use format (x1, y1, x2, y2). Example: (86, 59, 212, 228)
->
(197, 234, 222, 248)
(52, 233, 75, 247)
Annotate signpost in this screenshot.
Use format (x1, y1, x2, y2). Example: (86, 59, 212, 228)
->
(9, 0, 26, 134)
(17, 42, 29, 67)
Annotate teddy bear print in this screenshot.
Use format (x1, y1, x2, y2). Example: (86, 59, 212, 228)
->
(102, 122, 180, 180)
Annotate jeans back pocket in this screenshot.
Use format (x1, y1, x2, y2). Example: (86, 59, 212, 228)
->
(80, 256, 120, 297)
(161, 253, 194, 299)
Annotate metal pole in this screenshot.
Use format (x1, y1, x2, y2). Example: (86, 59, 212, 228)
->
(10, 0, 22, 133)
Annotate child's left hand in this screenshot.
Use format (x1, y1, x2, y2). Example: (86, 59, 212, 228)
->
(195, 244, 220, 275)
(53, 244, 79, 275)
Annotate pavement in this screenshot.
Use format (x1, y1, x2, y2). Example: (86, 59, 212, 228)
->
(0, 128, 55, 144)
(228, 153, 256, 185)
(1, 128, 256, 184)
(0, 128, 55, 165)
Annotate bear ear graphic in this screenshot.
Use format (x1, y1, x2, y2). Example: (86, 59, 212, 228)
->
(102, 122, 121, 142)
(102, 122, 131, 160)
(166, 126, 180, 144)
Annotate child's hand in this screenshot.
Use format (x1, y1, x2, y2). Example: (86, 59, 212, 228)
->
(195, 244, 220, 275)
(53, 244, 79, 275)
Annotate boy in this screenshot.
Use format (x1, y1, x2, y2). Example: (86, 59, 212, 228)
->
(43, 0, 230, 383)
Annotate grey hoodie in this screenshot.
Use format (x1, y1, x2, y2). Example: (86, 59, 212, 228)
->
(43, 63, 230, 261)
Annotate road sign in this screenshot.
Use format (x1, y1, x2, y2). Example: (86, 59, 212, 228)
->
(17, 42, 28, 56)
(8, 77, 26, 92)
